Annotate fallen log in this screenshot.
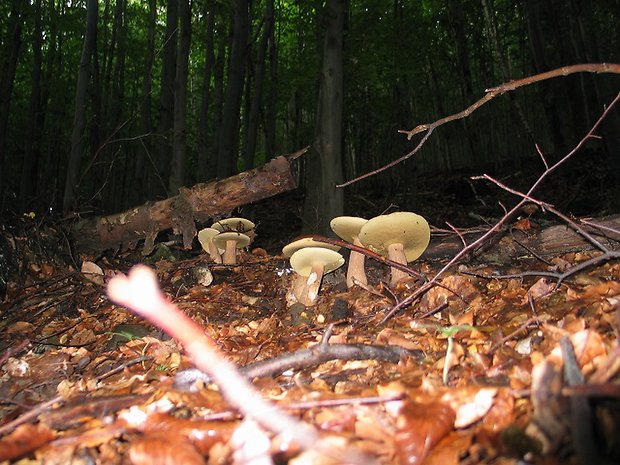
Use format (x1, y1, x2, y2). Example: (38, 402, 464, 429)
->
(424, 215, 620, 262)
(70, 151, 305, 255)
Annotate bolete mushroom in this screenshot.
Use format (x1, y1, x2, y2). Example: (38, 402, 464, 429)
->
(282, 239, 341, 303)
(289, 247, 344, 306)
(282, 238, 340, 258)
(197, 227, 223, 263)
(359, 211, 430, 286)
(212, 231, 251, 265)
(330, 216, 368, 288)
(212, 217, 255, 233)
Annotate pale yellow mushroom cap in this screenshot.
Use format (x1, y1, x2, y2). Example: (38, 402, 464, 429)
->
(197, 227, 221, 249)
(212, 217, 255, 233)
(359, 212, 430, 261)
(289, 247, 344, 276)
(282, 238, 340, 258)
(212, 231, 251, 249)
(330, 216, 368, 242)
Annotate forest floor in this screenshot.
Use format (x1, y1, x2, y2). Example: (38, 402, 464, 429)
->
(0, 153, 619, 464)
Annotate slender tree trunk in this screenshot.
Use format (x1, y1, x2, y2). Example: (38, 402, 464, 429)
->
(169, 0, 192, 193)
(197, 4, 216, 182)
(63, 0, 98, 213)
(154, 0, 178, 198)
(209, 36, 226, 178)
(242, 0, 274, 170)
(216, 0, 249, 178)
(302, 0, 345, 234)
(264, 13, 278, 159)
(38, 0, 59, 205)
(135, 0, 157, 204)
(0, 0, 24, 196)
(20, 0, 43, 211)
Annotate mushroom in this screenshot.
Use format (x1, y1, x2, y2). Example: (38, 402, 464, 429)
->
(211, 217, 255, 233)
(212, 231, 251, 265)
(282, 238, 341, 301)
(282, 238, 340, 258)
(330, 216, 369, 288)
(197, 227, 223, 263)
(289, 247, 344, 306)
(358, 211, 430, 286)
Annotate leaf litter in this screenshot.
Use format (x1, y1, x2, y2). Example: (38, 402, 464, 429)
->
(0, 222, 619, 465)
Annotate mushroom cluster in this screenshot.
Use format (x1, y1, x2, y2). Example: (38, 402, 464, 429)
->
(197, 217, 256, 264)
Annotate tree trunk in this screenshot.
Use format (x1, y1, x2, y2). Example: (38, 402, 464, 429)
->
(264, 12, 278, 159)
(197, 4, 216, 182)
(0, 0, 24, 196)
(302, 0, 345, 234)
(63, 0, 98, 213)
(20, 0, 43, 211)
(154, 0, 178, 198)
(216, 0, 249, 178)
(209, 36, 226, 179)
(169, 0, 192, 194)
(104, 0, 128, 211)
(242, 0, 274, 171)
(134, 0, 157, 204)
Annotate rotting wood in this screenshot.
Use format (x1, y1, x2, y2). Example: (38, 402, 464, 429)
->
(70, 149, 306, 255)
(423, 215, 620, 262)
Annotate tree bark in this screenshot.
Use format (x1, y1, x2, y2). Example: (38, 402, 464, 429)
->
(20, 0, 43, 211)
(264, 12, 278, 159)
(134, 0, 157, 204)
(197, 4, 216, 182)
(216, 0, 249, 178)
(70, 152, 304, 255)
(242, 0, 274, 171)
(302, 0, 345, 235)
(0, 0, 24, 195)
(154, 0, 178, 198)
(63, 0, 98, 213)
(168, 0, 192, 194)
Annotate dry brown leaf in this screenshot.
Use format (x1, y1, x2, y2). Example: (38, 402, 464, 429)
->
(129, 433, 206, 465)
(525, 278, 556, 301)
(393, 400, 456, 465)
(0, 423, 55, 461)
(424, 430, 473, 465)
(442, 387, 497, 428)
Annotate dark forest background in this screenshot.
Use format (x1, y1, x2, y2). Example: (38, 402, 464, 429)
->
(0, 0, 618, 234)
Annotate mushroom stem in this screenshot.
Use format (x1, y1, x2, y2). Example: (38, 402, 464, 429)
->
(222, 240, 238, 264)
(387, 242, 408, 286)
(346, 238, 367, 288)
(297, 263, 325, 306)
(207, 239, 223, 264)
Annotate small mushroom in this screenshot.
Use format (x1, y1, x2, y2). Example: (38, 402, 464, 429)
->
(359, 211, 430, 286)
(197, 227, 223, 263)
(289, 247, 344, 306)
(282, 238, 340, 258)
(330, 216, 368, 288)
(283, 238, 341, 302)
(212, 217, 255, 233)
(212, 231, 251, 265)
